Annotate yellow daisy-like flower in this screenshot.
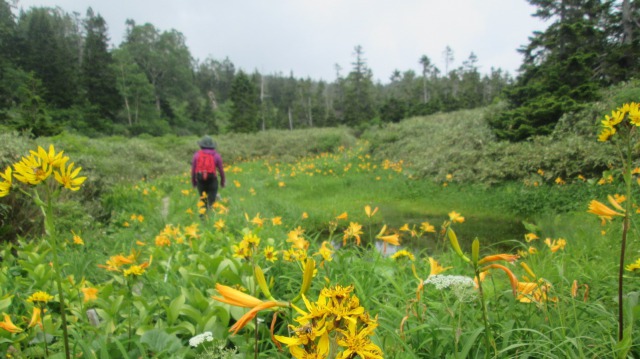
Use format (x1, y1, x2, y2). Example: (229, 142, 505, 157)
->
(0, 166, 12, 198)
(35, 145, 68, 169)
(271, 216, 283, 225)
(123, 265, 146, 277)
(626, 258, 640, 272)
(13, 153, 52, 185)
(27, 291, 54, 303)
(53, 161, 86, 191)
(264, 246, 278, 262)
(391, 249, 415, 261)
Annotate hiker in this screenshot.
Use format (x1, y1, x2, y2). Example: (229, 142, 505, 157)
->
(191, 135, 225, 214)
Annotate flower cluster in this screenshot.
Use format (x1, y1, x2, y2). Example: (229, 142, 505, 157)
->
(189, 331, 214, 347)
(424, 275, 475, 290)
(0, 145, 86, 197)
(98, 250, 152, 277)
(598, 102, 640, 142)
(275, 285, 382, 359)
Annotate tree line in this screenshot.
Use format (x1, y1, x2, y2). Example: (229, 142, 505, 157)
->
(2, 1, 637, 141)
(0, 1, 511, 137)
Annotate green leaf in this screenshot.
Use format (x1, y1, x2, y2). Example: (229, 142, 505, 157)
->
(167, 293, 186, 325)
(140, 328, 183, 355)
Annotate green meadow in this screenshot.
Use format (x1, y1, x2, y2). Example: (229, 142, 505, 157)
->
(1, 103, 640, 358)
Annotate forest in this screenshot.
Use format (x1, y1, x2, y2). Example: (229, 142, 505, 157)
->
(2, 1, 636, 141)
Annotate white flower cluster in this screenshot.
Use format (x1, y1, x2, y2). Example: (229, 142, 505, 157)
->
(189, 331, 213, 347)
(424, 275, 475, 290)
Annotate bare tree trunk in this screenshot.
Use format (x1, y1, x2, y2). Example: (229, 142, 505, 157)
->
(261, 75, 266, 131)
(288, 107, 293, 130)
(308, 97, 313, 127)
(207, 91, 218, 110)
(118, 63, 133, 126)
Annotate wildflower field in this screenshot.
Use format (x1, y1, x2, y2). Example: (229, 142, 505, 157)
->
(2, 104, 640, 358)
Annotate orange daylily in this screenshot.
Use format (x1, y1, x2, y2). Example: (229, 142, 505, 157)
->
(588, 199, 624, 221)
(212, 284, 288, 335)
(0, 314, 22, 333)
(481, 264, 518, 297)
(478, 254, 519, 265)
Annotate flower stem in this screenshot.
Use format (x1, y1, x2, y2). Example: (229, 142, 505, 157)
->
(42, 189, 70, 359)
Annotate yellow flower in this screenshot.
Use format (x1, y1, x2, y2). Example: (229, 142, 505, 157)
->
(301, 212, 309, 219)
(420, 222, 435, 233)
(137, 215, 144, 222)
(537, 169, 545, 176)
(278, 181, 286, 187)
(184, 223, 200, 239)
(71, 230, 84, 245)
(212, 283, 288, 335)
(555, 177, 565, 185)
(336, 212, 348, 221)
(448, 211, 465, 223)
(82, 287, 99, 302)
(376, 225, 400, 246)
(391, 249, 415, 261)
(53, 161, 86, 191)
(214, 219, 225, 231)
(364, 205, 378, 218)
(0, 166, 12, 198)
(343, 222, 363, 246)
(27, 291, 54, 303)
(544, 238, 567, 253)
(181, 189, 190, 196)
(36, 145, 69, 169)
(587, 199, 624, 221)
(0, 314, 23, 333)
(428, 257, 452, 276)
(271, 216, 283, 225)
(123, 264, 146, 277)
(626, 258, 640, 272)
(336, 320, 383, 359)
(251, 213, 264, 227)
(264, 246, 278, 262)
(315, 241, 334, 262)
(13, 153, 52, 185)
(233, 180, 241, 188)
(524, 233, 539, 242)
(28, 307, 43, 328)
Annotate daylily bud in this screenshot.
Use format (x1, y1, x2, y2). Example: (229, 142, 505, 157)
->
(471, 238, 480, 265)
(447, 228, 470, 263)
(254, 265, 273, 300)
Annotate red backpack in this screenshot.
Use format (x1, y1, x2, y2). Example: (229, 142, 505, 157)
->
(195, 150, 216, 180)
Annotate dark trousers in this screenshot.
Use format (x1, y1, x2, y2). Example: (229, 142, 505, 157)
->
(196, 173, 219, 211)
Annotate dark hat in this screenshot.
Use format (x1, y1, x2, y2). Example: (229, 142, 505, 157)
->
(198, 135, 216, 149)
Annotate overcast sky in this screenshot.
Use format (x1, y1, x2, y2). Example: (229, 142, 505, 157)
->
(12, 0, 548, 83)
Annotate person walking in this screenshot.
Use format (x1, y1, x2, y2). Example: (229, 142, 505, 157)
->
(191, 135, 225, 215)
